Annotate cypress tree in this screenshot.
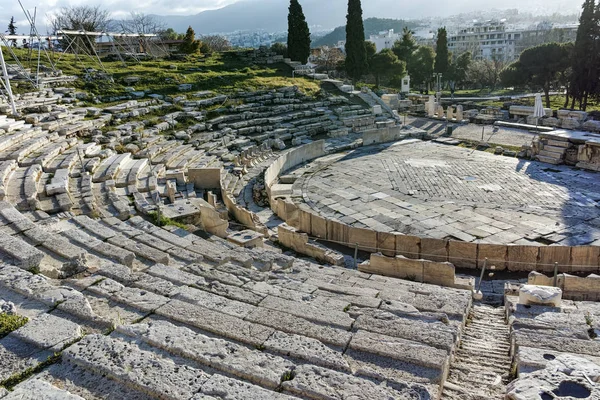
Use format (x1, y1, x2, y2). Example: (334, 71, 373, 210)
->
(287, 0, 311, 64)
(345, 0, 368, 82)
(434, 27, 449, 75)
(571, 0, 597, 110)
(7, 17, 17, 47)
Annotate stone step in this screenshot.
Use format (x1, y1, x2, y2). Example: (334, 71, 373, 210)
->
(63, 334, 210, 399)
(536, 154, 562, 165)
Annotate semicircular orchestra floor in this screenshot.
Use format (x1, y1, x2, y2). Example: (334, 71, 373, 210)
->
(294, 141, 600, 246)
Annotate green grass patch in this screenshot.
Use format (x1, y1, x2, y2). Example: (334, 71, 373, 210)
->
(2, 48, 321, 103)
(147, 212, 188, 230)
(0, 314, 28, 339)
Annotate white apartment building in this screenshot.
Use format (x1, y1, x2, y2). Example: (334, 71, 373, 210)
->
(368, 29, 402, 52)
(448, 20, 578, 61)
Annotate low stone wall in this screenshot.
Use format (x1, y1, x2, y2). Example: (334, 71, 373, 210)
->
(264, 140, 327, 199)
(279, 204, 600, 273)
(359, 253, 473, 290)
(363, 126, 412, 146)
(264, 129, 600, 274)
(277, 224, 344, 265)
(220, 184, 268, 236)
(527, 271, 600, 301)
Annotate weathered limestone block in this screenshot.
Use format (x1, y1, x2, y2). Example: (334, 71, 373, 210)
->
(376, 232, 396, 257)
(3, 379, 85, 400)
(570, 246, 600, 273)
(420, 238, 448, 262)
(63, 334, 210, 399)
(396, 234, 420, 259)
(353, 310, 457, 351)
(538, 246, 571, 273)
(283, 364, 433, 399)
(348, 227, 377, 252)
(198, 374, 297, 400)
(87, 278, 169, 313)
(349, 330, 448, 371)
(448, 240, 477, 269)
(9, 313, 83, 351)
(245, 307, 351, 348)
(258, 295, 353, 329)
(173, 285, 256, 318)
(327, 220, 349, 244)
(310, 213, 328, 239)
(118, 320, 293, 390)
(507, 354, 599, 400)
(263, 330, 350, 372)
(0, 233, 44, 270)
(156, 299, 274, 347)
(519, 285, 562, 307)
(360, 254, 425, 282)
(508, 245, 539, 271)
(478, 243, 508, 270)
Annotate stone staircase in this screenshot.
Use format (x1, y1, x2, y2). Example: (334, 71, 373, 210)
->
(442, 303, 513, 399)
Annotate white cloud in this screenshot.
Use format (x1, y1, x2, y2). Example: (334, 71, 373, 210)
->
(1, 0, 238, 34)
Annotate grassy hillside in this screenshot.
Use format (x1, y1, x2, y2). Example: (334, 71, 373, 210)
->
(313, 18, 421, 47)
(2, 48, 322, 100)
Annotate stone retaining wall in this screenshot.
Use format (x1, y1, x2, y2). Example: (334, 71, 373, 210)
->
(527, 271, 600, 301)
(265, 133, 600, 274)
(359, 253, 474, 290)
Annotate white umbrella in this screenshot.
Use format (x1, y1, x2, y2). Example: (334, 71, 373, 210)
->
(533, 93, 545, 132)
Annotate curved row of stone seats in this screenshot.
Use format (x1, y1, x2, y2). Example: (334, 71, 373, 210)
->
(0, 89, 57, 114)
(0, 161, 17, 201)
(506, 294, 600, 370)
(0, 116, 28, 133)
(504, 291, 600, 397)
(0, 229, 472, 399)
(3, 166, 42, 211)
(20, 137, 78, 168)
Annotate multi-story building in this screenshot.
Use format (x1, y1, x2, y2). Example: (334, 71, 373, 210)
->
(368, 29, 402, 53)
(448, 20, 578, 61)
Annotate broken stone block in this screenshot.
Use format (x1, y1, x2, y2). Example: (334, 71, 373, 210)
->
(519, 285, 562, 307)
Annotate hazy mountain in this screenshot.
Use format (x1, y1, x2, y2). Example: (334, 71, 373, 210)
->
(156, 0, 581, 34)
(313, 18, 421, 47)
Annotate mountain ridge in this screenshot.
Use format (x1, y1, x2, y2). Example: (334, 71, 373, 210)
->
(153, 0, 580, 34)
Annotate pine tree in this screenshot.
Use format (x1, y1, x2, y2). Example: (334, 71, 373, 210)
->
(571, 0, 597, 110)
(287, 0, 311, 64)
(345, 0, 368, 82)
(179, 26, 201, 55)
(434, 27, 449, 75)
(7, 17, 17, 47)
(392, 27, 417, 63)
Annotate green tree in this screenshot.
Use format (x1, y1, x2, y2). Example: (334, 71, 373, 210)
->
(370, 48, 406, 87)
(570, 0, 598, 110)
(447, 52, 472, 95)
(7, 17, 17, 47)
(270, 42, 288, 57)
(159, 28, 184, 41)
(287, 0, 311, 64)
(501, 43, 571, 107)
(434, 27, 450, 76)
(179, 26, 201, 54)
(365, 41, 377, 66)
(345, 0, 368, 82)
(392, 27, 417, 63)
(408, 46, 435, 92)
